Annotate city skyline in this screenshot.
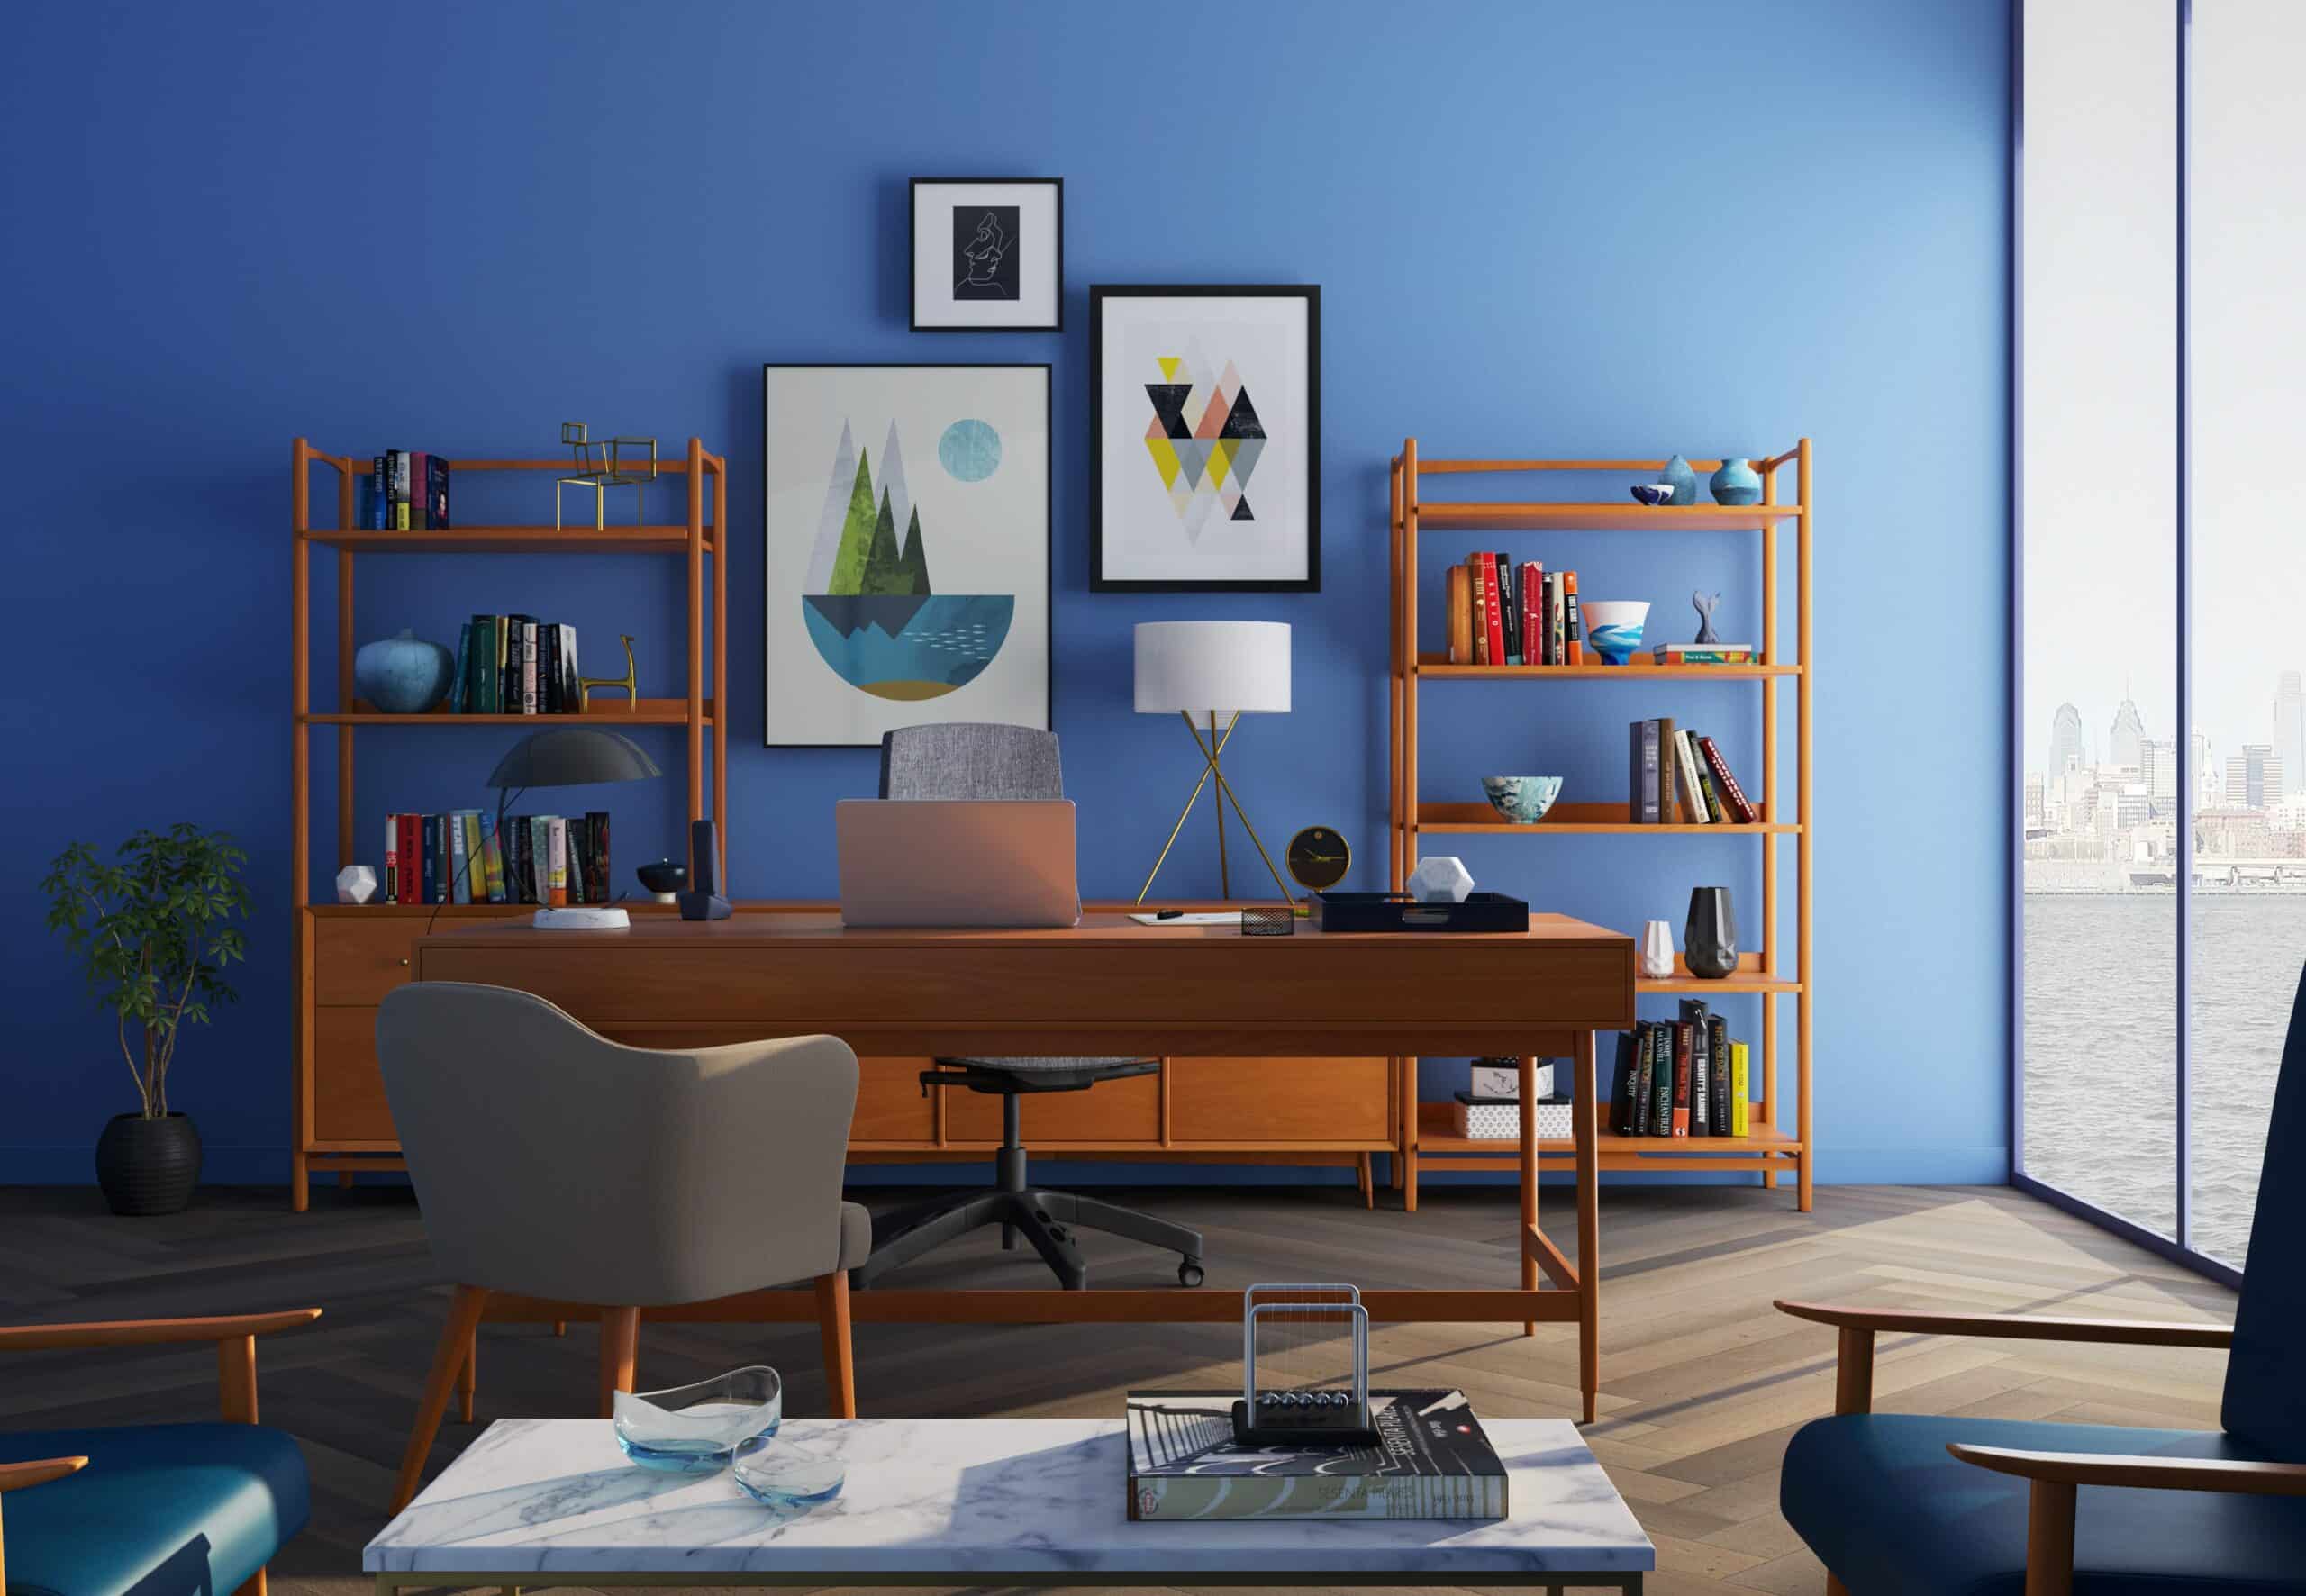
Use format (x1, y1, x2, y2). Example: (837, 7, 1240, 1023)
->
(2031, 667, 2304, 797)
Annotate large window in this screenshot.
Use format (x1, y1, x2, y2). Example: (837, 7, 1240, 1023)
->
(2019, 0, 2303, 1276)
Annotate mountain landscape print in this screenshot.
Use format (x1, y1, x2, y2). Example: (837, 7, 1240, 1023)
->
(800, 417, 1016, 702)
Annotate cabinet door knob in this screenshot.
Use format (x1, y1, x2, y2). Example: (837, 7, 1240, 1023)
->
(398, 957, 410, 967)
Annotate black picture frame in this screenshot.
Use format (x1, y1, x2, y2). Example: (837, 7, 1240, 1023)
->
(761, 361, 1054, 748)
(1089, 284, 1321, 593)
(909, 177, 1064, 333)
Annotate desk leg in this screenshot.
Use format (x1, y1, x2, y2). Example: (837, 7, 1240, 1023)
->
(1520, 1055, 1539, 1338)
(1575, 1029, 1601, 1425)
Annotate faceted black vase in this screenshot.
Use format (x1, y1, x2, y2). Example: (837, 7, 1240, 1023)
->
(1684, 887, 1738, 979)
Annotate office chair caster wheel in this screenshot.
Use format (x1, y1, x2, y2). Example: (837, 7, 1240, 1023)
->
(1177, 1258, 1206, 1288)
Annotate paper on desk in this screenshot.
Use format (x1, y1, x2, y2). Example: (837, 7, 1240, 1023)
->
(1127, 911, 1242, 926)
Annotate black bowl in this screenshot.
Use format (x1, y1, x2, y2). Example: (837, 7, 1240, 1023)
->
(636, 859, 688, 894)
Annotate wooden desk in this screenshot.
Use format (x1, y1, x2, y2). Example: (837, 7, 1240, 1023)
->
(415, 911, 1635, 1422)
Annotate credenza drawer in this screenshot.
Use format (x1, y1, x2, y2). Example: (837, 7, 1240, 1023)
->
(1167, 1056, 1390, 1142)
(943, 1069, 1161, 1145)
(312, 1006, 395, 1142)
(314, 920, 424, 1006)
(853, 1056, 936, 1144)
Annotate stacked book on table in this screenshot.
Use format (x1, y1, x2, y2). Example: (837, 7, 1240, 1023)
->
(1124, 1389, 1506, 1520)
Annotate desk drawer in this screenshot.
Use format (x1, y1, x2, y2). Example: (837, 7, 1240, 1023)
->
(314, 919, 423, 1006)
(943, 1069, 1160, 1145)
(854, 1056, 936, 1144)
(312, 1006, 395, 1142)
(1168, 1056, 1391, 1142)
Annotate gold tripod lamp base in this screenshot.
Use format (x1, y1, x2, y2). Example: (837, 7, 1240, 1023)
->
(1134, 709, 1296, 906)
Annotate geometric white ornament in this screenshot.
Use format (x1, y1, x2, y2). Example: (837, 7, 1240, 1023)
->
(1407, 855, 1475, 904)
(334, 865, 378, 905)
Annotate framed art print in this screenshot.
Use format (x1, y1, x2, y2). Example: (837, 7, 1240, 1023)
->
(911, 177, 1062, 332)
(763, 364, 1050, 747)
(1090, 284, 1320, 593)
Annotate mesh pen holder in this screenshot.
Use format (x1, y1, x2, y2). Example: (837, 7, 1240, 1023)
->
(1241, 906, 1295, 936)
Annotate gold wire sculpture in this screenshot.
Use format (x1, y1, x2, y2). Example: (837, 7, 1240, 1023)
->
(554, 422, 659, 530)
(577, 633, 639, 712)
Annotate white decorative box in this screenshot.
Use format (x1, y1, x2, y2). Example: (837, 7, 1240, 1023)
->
(1470, 1061, 1552, 1100)
(1452, 1096, 1575, 1140)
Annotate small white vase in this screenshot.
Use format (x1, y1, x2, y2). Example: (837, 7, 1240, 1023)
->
(335, 865, 378, 905)
(1640, 919, 1675, 978)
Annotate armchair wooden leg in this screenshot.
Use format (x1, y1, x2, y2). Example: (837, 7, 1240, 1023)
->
(1357, 1153, 1374, 1208)
(392, 1283, 489, 1514)
(815, 1270, 856, 1419)
(2025, 1478, 2077, 1596)
(458, 1326, 477, 1423)
(597, 1306, 640, 1418)
(232, 1570, 268, 1596)
(1826, 1578, 1849, 1596)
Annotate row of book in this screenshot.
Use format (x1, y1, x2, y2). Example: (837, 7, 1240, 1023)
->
(447, 617, 583, 714)
(1627, 718, 1758, 824)
(1611, 1002, 1750, 1138)
(1443, 554, 1583, 666)
(359, 450, 452, 530)
(380, 811, 612, 905)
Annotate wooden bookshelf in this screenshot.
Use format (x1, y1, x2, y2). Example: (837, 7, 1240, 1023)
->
(1389, 440, 1814, 1211)
(288, 438, 728, 1210)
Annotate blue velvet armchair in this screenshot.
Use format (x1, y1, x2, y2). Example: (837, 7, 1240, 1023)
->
(1776, 966, 2306, 1595)
(0, 1308, 318, 1596)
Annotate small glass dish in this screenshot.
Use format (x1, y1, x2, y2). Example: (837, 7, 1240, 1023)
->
(613, 1365, 782, 1474)
(733, 1441, 846, 1509)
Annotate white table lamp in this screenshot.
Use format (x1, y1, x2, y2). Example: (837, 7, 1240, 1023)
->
(1133, 621, 1294, 902)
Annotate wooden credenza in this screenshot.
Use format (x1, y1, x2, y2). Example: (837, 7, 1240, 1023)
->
(295, 902, 1407, 1210)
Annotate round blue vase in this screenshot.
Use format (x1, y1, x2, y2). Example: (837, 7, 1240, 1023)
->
(1709, 454, 1762, 506)
(1660, 454, 1699, 508)
(354, 629, 455, 713)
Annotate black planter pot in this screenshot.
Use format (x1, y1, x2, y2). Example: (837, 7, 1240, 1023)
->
(95, 1111, 201, 1216)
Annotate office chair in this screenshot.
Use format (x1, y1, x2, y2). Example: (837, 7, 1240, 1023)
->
(377, 982, 868, 1511)
(851, 722, 1207, 1292)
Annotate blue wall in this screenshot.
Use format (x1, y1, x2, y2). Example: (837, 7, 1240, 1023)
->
(0, 0, 2010, 1186)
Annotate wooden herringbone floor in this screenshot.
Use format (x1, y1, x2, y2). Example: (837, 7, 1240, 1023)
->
(0, 1180, 2238, 1595)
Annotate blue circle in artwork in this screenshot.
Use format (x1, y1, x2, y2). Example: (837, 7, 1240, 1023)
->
(939, 419, 1002, 481)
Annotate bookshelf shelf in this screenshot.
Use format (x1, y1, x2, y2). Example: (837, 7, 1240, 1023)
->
(1416, 655, 1799, 680)
(1391, 439, 1813, 1211)
(303, 697, 713, 726)
(1415, 801, 1798, 836)
(1413, 502, 1799, 531)
(303, 526, 712, 555)
(288, 436, 727, 1212)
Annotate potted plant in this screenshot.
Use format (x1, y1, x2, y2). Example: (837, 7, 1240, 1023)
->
(41, 824, 250, 1215)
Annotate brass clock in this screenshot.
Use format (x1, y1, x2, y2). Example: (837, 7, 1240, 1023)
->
(1285, 825, 1352, 893)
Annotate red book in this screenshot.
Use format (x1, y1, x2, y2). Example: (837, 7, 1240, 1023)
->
(1519, 561, 1543, 666)
(1564, 571, 1584, 665)
(1468, 554, 1490, 664)
(1698, 735, 1760, 824)
(1481, 553, 1506, 667)
(1671, 1022, 1693, 1137)
(396, 813, 419, 903)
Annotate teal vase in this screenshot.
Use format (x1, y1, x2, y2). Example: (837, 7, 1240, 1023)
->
(1660, 454, 1698, 508)
(1709, 454, 1762, 506)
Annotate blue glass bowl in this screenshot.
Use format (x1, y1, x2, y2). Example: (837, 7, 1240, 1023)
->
(613, 1365, 782, 1474)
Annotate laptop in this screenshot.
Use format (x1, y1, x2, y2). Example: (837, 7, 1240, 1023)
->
(835, 800, 1081, 928)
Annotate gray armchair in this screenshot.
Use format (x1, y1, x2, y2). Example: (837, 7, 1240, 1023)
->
(854, 723, 1206, 1292)
(377, 981, 867, 1511)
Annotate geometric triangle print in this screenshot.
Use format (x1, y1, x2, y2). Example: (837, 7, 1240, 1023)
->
(1230, 436, 1265, 490)
(1194, 385, 1230, 440)
(1221, 385, 1266, 440)
(1176, 437, 1208, 489)
(1158, 356, 1183, 382)
(1146, 383, 1194, 440)
(1232, 494, 1255, 520)
(1205, 436, 1233, 489)
(1144, 433, 1181, 490)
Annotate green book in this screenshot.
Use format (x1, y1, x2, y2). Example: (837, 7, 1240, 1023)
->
(471, 615, 498, 713)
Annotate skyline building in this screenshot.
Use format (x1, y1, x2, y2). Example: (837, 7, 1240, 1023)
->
(2108, 695, 2145, 769)
(2049, 702, 2084, 777)
(2225, 744, 2283, 812)
(2142, 738, 2178, 808)
(2277, 669, 2305, 797)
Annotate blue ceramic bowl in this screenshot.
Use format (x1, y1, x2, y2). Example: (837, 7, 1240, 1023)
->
(353, 630, 455, 713)
(1630, 484, 1675, 506)
(1481, 775, 1563, 825)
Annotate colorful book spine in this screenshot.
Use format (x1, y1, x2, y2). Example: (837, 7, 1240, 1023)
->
(1670, 1022, 1693, 1137)
(1675, 728, 1711, 824)
(408, 451, 429, 530)
(449, 622, 473, 714)
(1709, 1015, 1733, 1138)
(389, 451, 411, 530)
(1446, 566, 1473, 664)
(383, 813, 399, 902)
(1648, 1022, 1672, 1134)
(1610, 1030, 1639, 1134)
(1564, 571, 1584, 665)
(1698, 735, 1759, 824)
(1518, 562, 1542, 666)
(1730, 1042, 1750, 1136)
(1467, 555, 1489, 664)
(448, 812, 472, 904)
(1655, 716, 1678, 823)
(1495, 552, 1519, 665)
(371, 456, 388, 530)
(1550, 570, 1566, 666)
(587, 811, 610, 907)
(1681, 1000, 1711, 1136)
(1482, 553, 1506, 667)
(425, 455, 450, 530)
(397, 813, 418, 903)
(558, 625, 579, 708)
(546, 816, 568, 906)
(478, 811, 506, 902)
(522, 620, 539, 714)
(1630, 721, 1661, 824)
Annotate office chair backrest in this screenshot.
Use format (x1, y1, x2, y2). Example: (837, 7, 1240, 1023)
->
(880, 722, 1063, 802)
(377, 982, 858, 1307)
(2222, 959, 2306, 1459)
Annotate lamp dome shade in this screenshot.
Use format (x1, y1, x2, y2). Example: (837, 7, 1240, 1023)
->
(486, 728, 663, 790)
(1132, 621, 1292, 715)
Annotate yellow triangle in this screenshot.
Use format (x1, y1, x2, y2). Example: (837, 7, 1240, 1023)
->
(1205, 437, 1232, 487)
(1158, 357, 1182, 382)
(1145, 434, 1181, 489)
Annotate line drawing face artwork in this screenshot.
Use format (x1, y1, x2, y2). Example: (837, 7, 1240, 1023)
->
(952, 204, 1020, 300)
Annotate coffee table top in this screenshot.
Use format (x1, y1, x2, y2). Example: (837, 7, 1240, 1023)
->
(367, 1417, 1653, 1577)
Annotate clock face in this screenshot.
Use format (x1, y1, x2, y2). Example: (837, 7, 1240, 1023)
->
(1286, 825, 1352, 891)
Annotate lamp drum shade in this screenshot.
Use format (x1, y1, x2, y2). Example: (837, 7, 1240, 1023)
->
(1133, 621, 1292, 716)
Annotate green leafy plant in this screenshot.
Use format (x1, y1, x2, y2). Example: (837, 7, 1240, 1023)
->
(41, 824, 250, 1119)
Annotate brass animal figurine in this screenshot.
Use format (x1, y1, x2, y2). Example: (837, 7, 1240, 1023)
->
(578, 634, 639, 712)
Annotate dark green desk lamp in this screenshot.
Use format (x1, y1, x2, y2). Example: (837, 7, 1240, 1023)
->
(480, 727, 662, 929)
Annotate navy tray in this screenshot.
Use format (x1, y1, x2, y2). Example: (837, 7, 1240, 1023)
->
(1312, 891, 1530, 933)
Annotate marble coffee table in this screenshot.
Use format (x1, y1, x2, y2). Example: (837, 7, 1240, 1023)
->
(367, 1417, 1651, 1591)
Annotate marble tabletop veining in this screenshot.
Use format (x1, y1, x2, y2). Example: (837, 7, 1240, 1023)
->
(365, 1417, 1653, 1576)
